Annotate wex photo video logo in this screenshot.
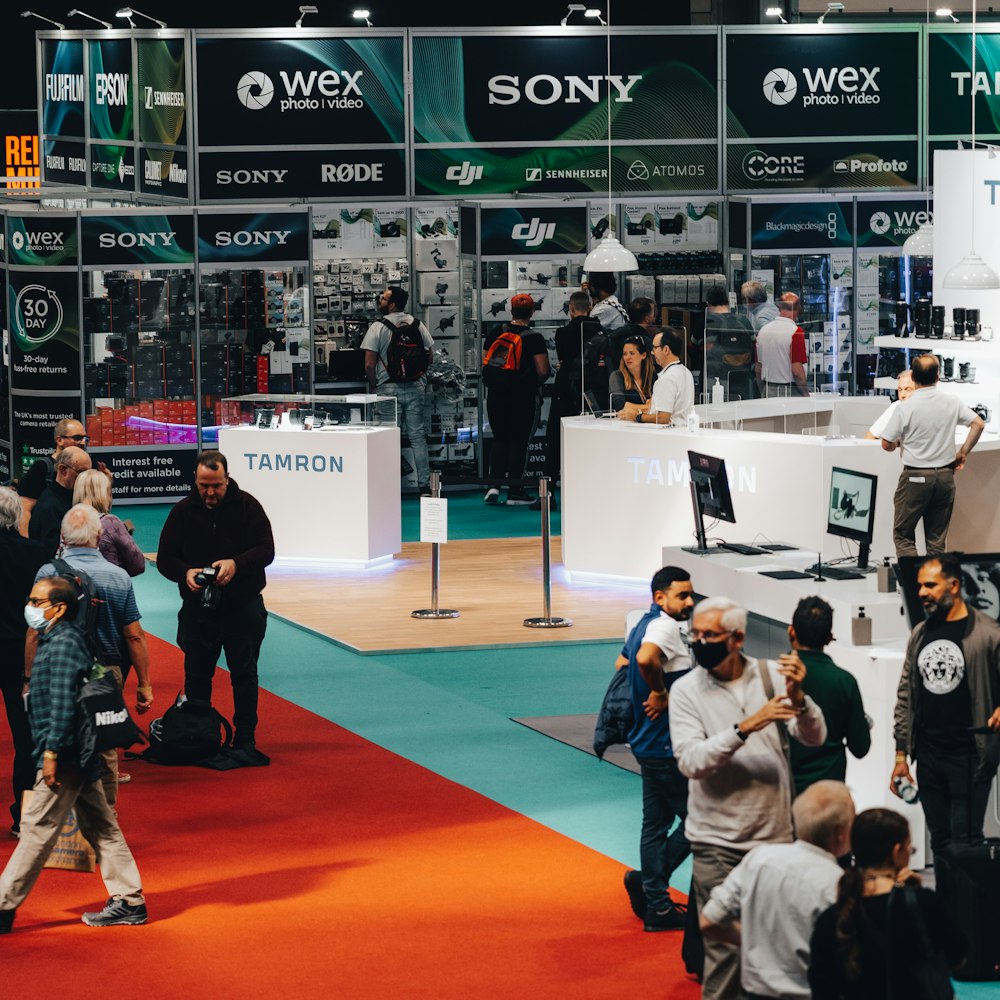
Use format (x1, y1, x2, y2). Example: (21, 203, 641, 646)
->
(446, 162, 483, 186)
(869, 211, 891, 235)
(761, 65, 881, 108)
(762, 68, 797, 106)
(235, 67, 364, 112)
(512, 218, 556, 248)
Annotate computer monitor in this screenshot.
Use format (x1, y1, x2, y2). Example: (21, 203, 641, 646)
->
(683, 451, 735, 554)
(827, 466, 878, 569)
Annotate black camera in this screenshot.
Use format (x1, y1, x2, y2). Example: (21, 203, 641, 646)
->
(195, 567, 221, 611)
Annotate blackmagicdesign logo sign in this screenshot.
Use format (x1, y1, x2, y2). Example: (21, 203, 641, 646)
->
(760, 64, 881, 108)
(235, 67, 364, 112)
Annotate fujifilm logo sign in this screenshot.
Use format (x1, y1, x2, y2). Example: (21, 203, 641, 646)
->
(868, 209, 929, 237)
(834, 158, 908, 174)
(98, 231, 177, 249)
(214, 229, 293, 248)
(512, 218, 556, 248)
(45, 73, 83, 102)
(762, 65, 881, 107)
(236, 68, 364, 112)
(488, 73, 642, 106)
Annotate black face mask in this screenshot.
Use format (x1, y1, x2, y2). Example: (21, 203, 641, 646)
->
(690, 638, 731, 671)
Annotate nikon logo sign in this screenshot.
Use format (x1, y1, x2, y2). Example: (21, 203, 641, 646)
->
(95, 709, 128, 726)
(488, 73, 642, 106)
(762, 65, 881, 107)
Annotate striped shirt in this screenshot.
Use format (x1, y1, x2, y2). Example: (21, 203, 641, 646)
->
(37, 546, 141, 665)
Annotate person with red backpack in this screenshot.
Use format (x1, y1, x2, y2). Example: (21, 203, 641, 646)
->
(362, 286, 435, 496)
(481, 293, 551, 505)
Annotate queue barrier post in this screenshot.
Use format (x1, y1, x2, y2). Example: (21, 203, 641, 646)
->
(411, 470, 460, 620)
(523, 477, 572, 629)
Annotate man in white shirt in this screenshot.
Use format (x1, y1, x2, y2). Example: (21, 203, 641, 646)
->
(618, 329, 694, 426)
(881, 354, 984, 557)
(754, 293, 808, 398)
(669, 596, 827, 1000)
(699, 780, 855, 1000)
(865, 370, 915, 441)
(586, 272, 629, 331)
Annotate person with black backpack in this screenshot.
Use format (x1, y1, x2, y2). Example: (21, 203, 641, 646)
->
(362, 286, 435, 496)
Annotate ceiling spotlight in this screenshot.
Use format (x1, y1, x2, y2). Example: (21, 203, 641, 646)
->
(115, 6, 167, 27)
(936, 7, 960, 21)
(67, 8, 113, 28)
(560, 3, 586, 26)
(817, 1, 845, 24)
(296, 4, 318, 27)
(351, 7, 372, 27)
(765, 6, 788, 23)
(584, 8, 607, 25)
(21, 10, 65, 28)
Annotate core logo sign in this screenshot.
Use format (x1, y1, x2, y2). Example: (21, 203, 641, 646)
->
(14, 284, 64, 350)
(446, 162, 484, 186)
(512, 218, 556, 248)
(237, 71, 275, 110)
(869, 211, 891, 235)
(742, 149, 805, 181)
(763, 68, 797, 106)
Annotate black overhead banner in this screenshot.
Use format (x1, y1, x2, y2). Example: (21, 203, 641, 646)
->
(479, 206, 588, 257)
(197, 210, 311, 263)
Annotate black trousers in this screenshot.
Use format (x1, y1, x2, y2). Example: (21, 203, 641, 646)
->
(486, 389, 539, 483)
(541, 394, 580, 485)
(918, 749, 994, 856)
(0, 637, 34, 827)
(177, 596, 268, 745)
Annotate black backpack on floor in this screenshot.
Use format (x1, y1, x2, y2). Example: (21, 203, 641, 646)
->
(131, 696, 232, 766)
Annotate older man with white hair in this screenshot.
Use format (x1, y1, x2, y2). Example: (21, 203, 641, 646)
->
(668, 596, 827, 1000)
(28, 504, 153, 804)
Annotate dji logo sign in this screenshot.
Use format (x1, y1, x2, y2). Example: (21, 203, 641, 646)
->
(446, 162, 483, 186)
(512, 218, 556, 248)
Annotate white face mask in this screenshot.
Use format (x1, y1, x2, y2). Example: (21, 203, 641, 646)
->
(24, 605, 49, 631)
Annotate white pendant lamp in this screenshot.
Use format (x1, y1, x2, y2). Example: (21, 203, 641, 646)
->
(901, 221, 934, 256)
(944, 0, 1000, 289)
(583, 0, 638, 275)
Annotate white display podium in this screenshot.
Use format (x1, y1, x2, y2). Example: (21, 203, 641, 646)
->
(219, 424, 402, 566)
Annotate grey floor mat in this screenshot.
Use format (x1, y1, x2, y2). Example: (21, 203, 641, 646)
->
(511, 713, 640, 775)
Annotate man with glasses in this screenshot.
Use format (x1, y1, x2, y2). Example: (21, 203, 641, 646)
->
(668, 596, 826, 1000)
(27, 447, 92, 558)
(619, 329, 694, 426)
(0, 576, 148, 933)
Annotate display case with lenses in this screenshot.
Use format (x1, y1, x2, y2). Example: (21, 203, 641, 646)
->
(220, 393, 395, 431)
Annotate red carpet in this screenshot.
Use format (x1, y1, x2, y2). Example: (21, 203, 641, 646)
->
(2, 636, 699, 999)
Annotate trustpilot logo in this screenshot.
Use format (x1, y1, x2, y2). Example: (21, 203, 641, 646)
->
(512, 218, 556, 248)
(446, 162, 484, 186)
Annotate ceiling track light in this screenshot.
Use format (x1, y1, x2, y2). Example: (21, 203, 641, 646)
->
(936, 7, 960, 21)
(115, 6, 167, 28)
(817, 2, 845, 24)
(584, 8, 607, 25)
(67, 8, 113, 28)
(21, 10, 65, 29)
(765, 6, 788, 23)
(560, 4, 586, 26)
(352, 8, 372, 27)
(296, 4, 318, 27)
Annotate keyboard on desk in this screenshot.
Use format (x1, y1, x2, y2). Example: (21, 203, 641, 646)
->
(758, 569, 816, 580)
(806, 563, 864, 581)
(717, 542, 769, 556)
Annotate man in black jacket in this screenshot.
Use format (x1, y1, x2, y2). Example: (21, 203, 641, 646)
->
(28, 446, 91, 557)
(156, 451, 275, 761)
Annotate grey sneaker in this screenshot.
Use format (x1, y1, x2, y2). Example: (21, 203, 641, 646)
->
(81, 898, 148, 927)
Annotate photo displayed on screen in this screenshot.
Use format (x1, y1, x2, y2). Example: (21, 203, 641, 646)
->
(828, 467, 876, 539)
(898, 554, 1000, 628)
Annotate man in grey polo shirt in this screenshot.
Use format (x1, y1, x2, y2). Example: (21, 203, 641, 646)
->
(881, 353, 984, 558)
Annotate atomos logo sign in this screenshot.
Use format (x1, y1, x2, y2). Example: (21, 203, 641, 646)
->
(236, 67, 364, 112)
(446, 162, 483, 186)
(512, 218, 556, 248)
(626, 159, 705, 181)
(742, 149, 805, 181)
(487, 73, 642, 106)
(762, 65, 881, 108)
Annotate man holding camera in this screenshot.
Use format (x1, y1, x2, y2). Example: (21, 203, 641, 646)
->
(157, 451, 275, 762)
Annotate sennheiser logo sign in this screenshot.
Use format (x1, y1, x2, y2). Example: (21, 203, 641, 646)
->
(237, 68, 364, 112)
(144, 86, 185, 109)
(834, 158, 908, 174)
(45, 73, 83, 102)
(742, 149, 805, 181)
(512, 218, 556, 248)
(869, 211, 891, 235)
(214, 229, 292, 248)
(525, 167, 542, 182)
(12, 229, 65, 254)
(446, 162, 484, 186)
(762, 65, 880, 107)
(762, 68, 797, 106)
(98, 231, 177, 249)
(94, 73, 130, 106)
(488, 73, 642, 106)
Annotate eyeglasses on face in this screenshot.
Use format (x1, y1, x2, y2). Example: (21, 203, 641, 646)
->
(26, 597, 53, 607)
(689, 628, 732, 642)
(62, 434, 89, 442)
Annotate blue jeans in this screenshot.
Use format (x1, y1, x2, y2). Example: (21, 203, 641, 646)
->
(382, 380, 429, 488)
(638, 757, 690, 911)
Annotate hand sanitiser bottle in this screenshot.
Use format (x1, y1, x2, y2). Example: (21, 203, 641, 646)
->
(851, 606, 872, 646)
(712, 377, 724, 405)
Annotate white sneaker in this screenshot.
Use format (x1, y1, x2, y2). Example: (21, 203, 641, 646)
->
(484, 487, 500, 504)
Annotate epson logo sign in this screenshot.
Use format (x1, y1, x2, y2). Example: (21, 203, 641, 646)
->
(762, 65, 881, 107)
(214, 229, 292, 247)
(488, 73, 642, 106)
(94, 72, 130, 107)
(216, 169, 288, 185)
(98, 231, 177, 249)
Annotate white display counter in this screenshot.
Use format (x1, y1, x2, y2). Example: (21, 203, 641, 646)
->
(562, 395, 1000, 582)
(219, 424, 402, 566)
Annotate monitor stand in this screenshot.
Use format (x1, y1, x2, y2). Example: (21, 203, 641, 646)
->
(681, 480, 716, 555)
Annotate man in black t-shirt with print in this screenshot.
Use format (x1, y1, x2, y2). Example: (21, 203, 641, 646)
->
(892, 554, 1000, 855)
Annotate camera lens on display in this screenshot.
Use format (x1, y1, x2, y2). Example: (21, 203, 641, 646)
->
(895, 300, 909, 337)
(942, 357, 955, 381)
(914, 298, 931, 339)
(931, 305, 946, 339)
(966, 308, 981, 340)
(952, 306, 967, 339)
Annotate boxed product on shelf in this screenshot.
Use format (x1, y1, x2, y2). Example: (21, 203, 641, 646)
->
(624, 274, 656, 301)
(481, 289, 512, 321)
(418, 271, 459, 307)
(426, 441, 448, 464)
(424, 306, 460, 339)
(414, 239, 458, 272)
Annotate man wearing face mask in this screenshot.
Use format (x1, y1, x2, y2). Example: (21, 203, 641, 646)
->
(892, 554, 1000, 856)
(617, 566, 696, 932)
(0, 576, 148, 933)
(668, 596, 827, 1000)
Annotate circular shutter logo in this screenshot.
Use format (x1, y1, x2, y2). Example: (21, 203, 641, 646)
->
(762, 68, 797, 106)
(11, 231, 24, 251)
(870, 211, 891, 235)
(237, 71, 275, 110)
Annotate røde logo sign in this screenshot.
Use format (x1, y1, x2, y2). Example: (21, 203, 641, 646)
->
(742, 150, 805, 180)
(214, 229, 293, 247)
(236, 68, 364, 112)
(512, 218, 556, 248)
(321, 162, 384, 183)
(95, 73, 130, 107)
(762, 65, 881, 107)
(488, 73, 641, 106)
(446, 162, 484, 185)
(98, 231, 177, 249)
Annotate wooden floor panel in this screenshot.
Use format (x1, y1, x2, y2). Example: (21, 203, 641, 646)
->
(260, 537, 650, 653)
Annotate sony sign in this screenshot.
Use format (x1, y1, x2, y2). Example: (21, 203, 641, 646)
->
(216, 168, 288, 185)
(488, 73, 642, 106)
(98, 231, 177, 249)
(214, 229, 292, 247)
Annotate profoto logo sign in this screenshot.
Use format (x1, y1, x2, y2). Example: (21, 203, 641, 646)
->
(834, 157, 908, 175)
(869, 208, 930, 238)
(144, 86, 185, 109)
(11, 229, 65, 254)
(488, 73, 641, 106)
(446, 162, 484, 186)
(626, 159, 706, 181)
(97, 230, 178, 249)
(512, 218, 556, 248)
(94, 73, 130, 107)
(236, 68, 364, 113)
(761, 65, 881, 107)
(214, 229, 293, 248)
(742, 149, 805, 181)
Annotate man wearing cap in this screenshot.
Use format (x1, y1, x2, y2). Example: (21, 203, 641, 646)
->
(481, 293, 550, 506)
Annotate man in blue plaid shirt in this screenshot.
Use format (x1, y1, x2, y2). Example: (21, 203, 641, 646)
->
(0, 576, 148, 934)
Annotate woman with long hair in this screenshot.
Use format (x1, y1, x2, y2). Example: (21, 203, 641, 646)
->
(809, 808, 964, 999)
(73, 469, 146, 577)
(609, 334, 654, 412)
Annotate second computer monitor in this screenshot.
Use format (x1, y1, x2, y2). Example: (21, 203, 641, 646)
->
(827, 466, 878, 569)
(688, 451, 736, 524)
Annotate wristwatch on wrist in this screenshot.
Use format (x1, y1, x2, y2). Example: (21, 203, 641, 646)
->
(734, 724, 748, 742)
(634, 411, 642, 423)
